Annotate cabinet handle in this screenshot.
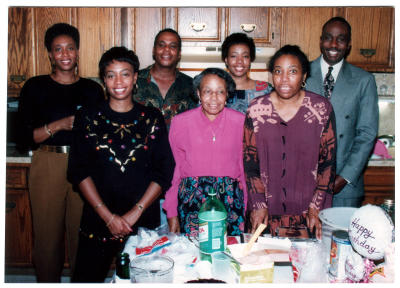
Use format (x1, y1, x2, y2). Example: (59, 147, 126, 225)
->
(190, 23, 206, 32)
(10, 75, 26, 83)
(240, 24, 257, 33)
(360, 49, 376, 58)
(6, 201, 16, 212)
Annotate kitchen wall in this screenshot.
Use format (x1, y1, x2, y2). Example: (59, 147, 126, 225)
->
(373, 73, 395, 137)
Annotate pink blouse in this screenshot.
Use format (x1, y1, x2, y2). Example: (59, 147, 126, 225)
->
(163, 106, 247, 218)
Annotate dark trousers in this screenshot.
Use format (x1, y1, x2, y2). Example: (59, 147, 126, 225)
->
(72, 233, 125, 283)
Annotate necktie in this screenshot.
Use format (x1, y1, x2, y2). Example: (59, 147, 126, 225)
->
(323, 66, 334, 98)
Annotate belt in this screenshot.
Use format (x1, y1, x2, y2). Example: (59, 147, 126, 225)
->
(38, 145, 70, 154)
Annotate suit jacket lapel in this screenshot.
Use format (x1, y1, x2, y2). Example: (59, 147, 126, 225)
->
(307, 56, 324, 96)
(331, 60, 353, 101)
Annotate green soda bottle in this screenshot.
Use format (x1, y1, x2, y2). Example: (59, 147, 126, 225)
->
(198, 187, 227, 262)
(115, 252, 130, 281)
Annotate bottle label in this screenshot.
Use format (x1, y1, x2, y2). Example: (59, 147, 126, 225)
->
(198, 211, 227, 254)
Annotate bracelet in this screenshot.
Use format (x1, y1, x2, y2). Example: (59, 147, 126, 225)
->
(106, 214, 115, 227)
(44, 124, 53, 137)
(94, 202, 104, 209)
(136, 203, 144, 211)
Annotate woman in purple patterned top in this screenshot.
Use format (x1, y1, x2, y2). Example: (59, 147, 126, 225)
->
(243, 45, 336, 239)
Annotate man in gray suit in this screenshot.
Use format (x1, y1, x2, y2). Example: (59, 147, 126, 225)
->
(306, 17, 379, 207)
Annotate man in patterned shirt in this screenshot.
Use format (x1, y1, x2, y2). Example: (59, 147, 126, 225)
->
(133, 28, 198, 130)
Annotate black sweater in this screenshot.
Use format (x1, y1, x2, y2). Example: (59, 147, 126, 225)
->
(67, 100, 175, 236)
(17, 75, 104, 150)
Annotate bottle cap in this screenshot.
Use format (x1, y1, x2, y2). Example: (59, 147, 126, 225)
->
(208, 187, 216, 196)
(383, 199, 394, 207)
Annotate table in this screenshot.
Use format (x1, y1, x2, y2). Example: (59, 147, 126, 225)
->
(113, 228, 331, 283)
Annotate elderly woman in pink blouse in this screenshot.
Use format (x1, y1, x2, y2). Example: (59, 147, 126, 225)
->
(163, 68, 247, 236)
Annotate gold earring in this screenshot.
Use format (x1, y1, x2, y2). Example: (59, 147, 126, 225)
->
(133, 83, 138, 95)
(301, 81, 306, 88)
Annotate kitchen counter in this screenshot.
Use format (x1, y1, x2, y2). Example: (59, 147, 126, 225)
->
(6, 156, 396, 167)
(6, 145, 31, 163)
(367, 159, 395, 167)
(6, 143, 396, 167)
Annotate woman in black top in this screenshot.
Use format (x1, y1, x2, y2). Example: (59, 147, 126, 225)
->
(67, 46, 175, 282)
(17, 23, 104, 282)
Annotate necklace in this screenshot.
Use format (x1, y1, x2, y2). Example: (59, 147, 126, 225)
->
(211, 130, 216, 142)
(201, 108, 225, 143)
(209, 124, 218, 143)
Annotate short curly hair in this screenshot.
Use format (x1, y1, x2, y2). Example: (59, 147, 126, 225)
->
(221, 33, 256, 62)
(322, 17, 352, 41)
(153, 28, 182, 51)
(99, 46, 140, 83)
(193, 68, 236, 99)
(44, 23, 80, 52)
(268, 45, 310, 79)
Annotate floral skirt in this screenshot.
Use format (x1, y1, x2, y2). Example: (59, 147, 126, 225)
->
(177, 176, 245, 237)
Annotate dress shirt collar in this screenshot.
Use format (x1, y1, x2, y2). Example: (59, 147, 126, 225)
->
(320, 56, 343, 82)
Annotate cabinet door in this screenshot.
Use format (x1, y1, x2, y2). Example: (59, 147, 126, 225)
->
(75, 8, 121, 78)
(5, 164, 32, 266)
(362, 166, 394, 206)
(280, 7, 338, 61)
(226, 7, 279, 47)
(127, 8, 165, 69)
(343, 7, 394, 72)
(32, 7, 73, 76)
(8, 8, 34, 97)
(175, 8, 222, 42)
(5, 188, 33, 266)
(34, 7, 121, 78)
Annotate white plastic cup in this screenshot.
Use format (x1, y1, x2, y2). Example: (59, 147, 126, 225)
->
(211, 251, 232, 283)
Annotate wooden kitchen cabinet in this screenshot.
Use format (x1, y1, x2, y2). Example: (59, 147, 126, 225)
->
(173, 8, 222, 42)
(280, 7, 339, 62)
(7, 6, 396, 99)
(5, 163, 33, 266)
(8, 8, 34, 98)
(167, 7, 280, 47)
(7, 7, 121, 97)
(123, 7, 166, 71)
(5, 163, 71, 268)
(74, 8, 121, 77)
(226, 7, 280, 47)
(280, 6, 394, 72)
(343, 7, 394, 72)
(32, 7, 121, 78)
(362, 166, 395, 206)
(31, 7, 75, 77)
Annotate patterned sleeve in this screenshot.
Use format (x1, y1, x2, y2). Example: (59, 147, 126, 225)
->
(243, 113, 268, 211)
(310, 109, 337, 210)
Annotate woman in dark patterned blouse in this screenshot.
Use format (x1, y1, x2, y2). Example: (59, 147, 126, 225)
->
(243, 45, 336, 239)
(222, 33, 273, 114)
(67, 47, 174, 282)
